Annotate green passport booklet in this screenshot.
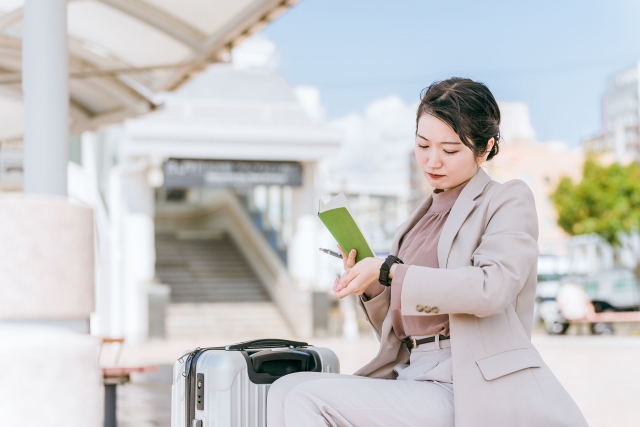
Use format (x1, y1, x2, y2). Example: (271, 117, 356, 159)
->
(318, 193, 375, 263)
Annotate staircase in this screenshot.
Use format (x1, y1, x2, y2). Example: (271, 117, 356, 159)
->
(155, 233, 293, 340)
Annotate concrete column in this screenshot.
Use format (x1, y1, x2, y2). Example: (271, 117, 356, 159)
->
(289, 161, 331, 291)
(109, 161, 156, 343)
(22, 0, 69, 195)
(292, 162, 318, 219)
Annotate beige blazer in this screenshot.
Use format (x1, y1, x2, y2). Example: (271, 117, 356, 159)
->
(355, 168, 588, 427)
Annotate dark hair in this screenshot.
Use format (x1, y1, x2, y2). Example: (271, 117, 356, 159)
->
(416, 77, 500, 161)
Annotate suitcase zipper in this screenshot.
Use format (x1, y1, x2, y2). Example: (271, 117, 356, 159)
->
(183, 346, 222, 427)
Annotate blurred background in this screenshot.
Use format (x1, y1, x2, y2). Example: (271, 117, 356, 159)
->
(1, 0, 639, 426)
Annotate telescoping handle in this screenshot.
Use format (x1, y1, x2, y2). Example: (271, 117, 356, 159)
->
(224, 338, 309, 351)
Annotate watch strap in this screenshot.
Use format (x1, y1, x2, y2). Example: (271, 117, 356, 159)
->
(379, 255, 404, 287)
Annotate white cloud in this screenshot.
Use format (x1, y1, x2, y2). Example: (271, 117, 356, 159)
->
(322, 95, 416, 195)
(231, 35, 280, 69)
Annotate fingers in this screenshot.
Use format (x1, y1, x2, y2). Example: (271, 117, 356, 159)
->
(339, 268, 353, 287)
(346, 249, 356, 269)
(335, 259, 380, 298)
(337, 245, 348, 270)
(336, 272, 368, 299)
(334, 279, 350, 298)
(337, 245, 357, 270)
(335, 280, 359, 299)
(333, 269, 353, 298)
(333, 278, 343, 293)
(334, 277, 357, 299)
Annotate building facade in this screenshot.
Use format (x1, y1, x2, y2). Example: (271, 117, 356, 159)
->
(584, 62, 640, 162)
(62, 62, 343, 343)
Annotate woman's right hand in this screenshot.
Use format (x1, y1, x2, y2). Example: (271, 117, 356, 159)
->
(337, 245, 356, 272)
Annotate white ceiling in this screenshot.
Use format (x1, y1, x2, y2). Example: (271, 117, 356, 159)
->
(0, 0, 298, 140)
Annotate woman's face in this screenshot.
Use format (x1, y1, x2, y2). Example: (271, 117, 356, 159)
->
(414, 114, 492, 190)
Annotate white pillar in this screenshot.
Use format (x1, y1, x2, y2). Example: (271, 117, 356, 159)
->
(22, 0, 69, 195)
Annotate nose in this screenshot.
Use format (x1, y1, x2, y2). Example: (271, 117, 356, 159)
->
(426, 150, 442, 169)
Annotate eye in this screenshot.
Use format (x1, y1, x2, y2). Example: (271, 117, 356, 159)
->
(418, 144, 429, 149)
(444, 150, 458, 155)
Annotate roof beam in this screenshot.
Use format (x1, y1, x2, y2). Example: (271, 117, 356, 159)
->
(95, 0, 206, 50)
(0, 8, 24, 33)
(0, 61, 218, 84)
(0, 34, 153, 127)
(155, 0, 299, 91)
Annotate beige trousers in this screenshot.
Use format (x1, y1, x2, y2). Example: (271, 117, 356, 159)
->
(267, 339, 454, 427)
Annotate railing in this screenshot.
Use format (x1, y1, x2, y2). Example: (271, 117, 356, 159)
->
(246, 202, 288, 265)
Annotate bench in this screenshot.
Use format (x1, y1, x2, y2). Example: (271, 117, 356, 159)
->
(100, 338, 158, 427)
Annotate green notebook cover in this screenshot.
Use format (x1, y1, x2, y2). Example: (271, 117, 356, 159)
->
(318, 193, 375, 263)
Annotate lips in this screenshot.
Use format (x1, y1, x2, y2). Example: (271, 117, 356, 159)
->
(427, 173, 445, 179)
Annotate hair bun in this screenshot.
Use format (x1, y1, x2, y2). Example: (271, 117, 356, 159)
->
(417, 78, 501, 162)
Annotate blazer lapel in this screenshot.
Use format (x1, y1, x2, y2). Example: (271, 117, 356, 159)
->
(389, 196, 433, 256)
(437, 168, 492, 267)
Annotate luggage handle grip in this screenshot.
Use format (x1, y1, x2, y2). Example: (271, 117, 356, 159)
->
(225, 338, 309, 351)
(250, 349, 312, 374)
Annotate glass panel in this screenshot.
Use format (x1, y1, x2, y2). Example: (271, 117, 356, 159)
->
(69, 135, 82, 166)
(584, 281, 599, 295)
(614, 279, 637, 291)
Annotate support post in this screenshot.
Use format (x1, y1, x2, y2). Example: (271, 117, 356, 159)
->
(22, 0, 69, 195)
(104, 384, 117, 427)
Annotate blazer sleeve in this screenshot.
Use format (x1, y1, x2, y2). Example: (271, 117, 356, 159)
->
(400, 180, 539, 318)
(358, 287, 390, 340)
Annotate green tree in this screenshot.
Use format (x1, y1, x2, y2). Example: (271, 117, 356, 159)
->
(551, 158, 640, 247)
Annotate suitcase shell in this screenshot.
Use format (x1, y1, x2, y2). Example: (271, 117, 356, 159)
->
(171, 339, 340, 427)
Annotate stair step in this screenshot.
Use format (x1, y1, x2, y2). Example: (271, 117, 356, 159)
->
(156, 233, 288, 338)
(155, 233, 270, 304)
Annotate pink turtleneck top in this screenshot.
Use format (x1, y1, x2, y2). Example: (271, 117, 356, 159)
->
(364, 180, 468, 339)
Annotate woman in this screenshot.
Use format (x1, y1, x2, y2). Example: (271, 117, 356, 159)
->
(267, 78, 588, 427)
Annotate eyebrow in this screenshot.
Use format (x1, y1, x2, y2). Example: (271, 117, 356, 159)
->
(416, 134, 461, 145)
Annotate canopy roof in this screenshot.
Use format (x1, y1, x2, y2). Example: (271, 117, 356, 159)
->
(0, 0, 297, 140)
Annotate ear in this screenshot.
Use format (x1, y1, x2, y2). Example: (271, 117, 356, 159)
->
(480, 138, 495, 163)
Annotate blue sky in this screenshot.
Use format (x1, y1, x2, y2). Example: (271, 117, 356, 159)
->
(262, 0, 640, 146)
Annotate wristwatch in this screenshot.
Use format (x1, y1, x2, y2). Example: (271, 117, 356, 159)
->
(379, 255, 404, 287)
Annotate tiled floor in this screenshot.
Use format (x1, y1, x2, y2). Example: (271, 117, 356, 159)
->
(117, 365, 173, 427)
(118, 334, 640, 427)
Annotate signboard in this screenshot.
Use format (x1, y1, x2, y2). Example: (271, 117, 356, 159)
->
(163, 158, 303, 188)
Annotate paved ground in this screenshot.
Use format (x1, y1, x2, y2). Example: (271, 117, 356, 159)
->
(531, 335, 640, 426)
(117, 365, 173, 427)
(118, 333, 640, 426)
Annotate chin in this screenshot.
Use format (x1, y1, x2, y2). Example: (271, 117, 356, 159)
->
(426, 176, 449, 189)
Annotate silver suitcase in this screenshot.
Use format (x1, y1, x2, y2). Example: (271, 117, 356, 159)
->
(171, 339, 340, 427)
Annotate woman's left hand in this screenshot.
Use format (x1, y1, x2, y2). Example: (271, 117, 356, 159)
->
(333, 257, 386, 299)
